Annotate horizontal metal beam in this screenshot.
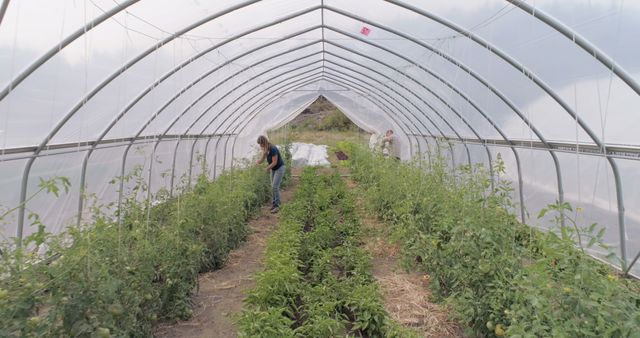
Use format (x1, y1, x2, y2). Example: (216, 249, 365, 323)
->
(0, 0, 10, 27)
(408, 134, 640, 160)
(0, 134, 235, 161)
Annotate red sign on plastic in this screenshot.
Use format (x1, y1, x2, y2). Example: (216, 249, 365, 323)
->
(360, 26, 371, 36)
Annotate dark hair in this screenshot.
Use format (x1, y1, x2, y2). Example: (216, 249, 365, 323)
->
(257, 135, 270, 149)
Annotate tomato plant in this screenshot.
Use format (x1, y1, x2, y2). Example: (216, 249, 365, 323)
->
(0, 165, 270, 337)
(239, 167, 411, 337)
(346, 143, 640, 337)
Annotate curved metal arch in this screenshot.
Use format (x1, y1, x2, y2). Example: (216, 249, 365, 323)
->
(225, 74, 433, 175)
(225, 73, 420, 152)
(324, 25, 523, 161)
(506, 0, 640, 98)
(0, 0, 141, 101)
(320, 65, 458, 168)
(71, 3, 556, 235)
(177, 62, 327, 140)
(221, 93, 319, 176)
(320, 32, 525, 220)
(89, 26, 323, 161)
(189, 66, 425, 155)
(109, 44, 327, 211)
(182, 76, 327, 193)
(199, 68, 423, 168)
(18, 3, 323, 236)
(200, 60, 428, 140)
(205, 64, 425, 152)
(119, 71, 326, 219)
(313, 74, 424, 156)
(161, 46, 323, 193)
(228, 74, 418, 150)
(324, 42, 496, 188)
(377, 0, 627, 265)
(10, 0, 629, 265)
(321, 65, 437, 140)
(219, 70, 435, 170)
(202, 72, 420, 184)
(323, 12, 566, 227)
(221, 74, 422, 174)
(147, 63, 327, 200)
(76, 41, 326, 225)
(0, 0, 10, 27)
(375, 1, 603, 149)
(206, 77, 328, 180)
(323, 54, 473, 168)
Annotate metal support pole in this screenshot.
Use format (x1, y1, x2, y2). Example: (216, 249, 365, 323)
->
(15, 0, 266, 239)
(226, 74, 420, 163)
(0, 0, 139, 101)
(324, 52, 472, 168)
(507, 0, 640, 98)
(212, 72, 416, 165)
(381, 0, 623, 263)
(330, 23, 549, 220)
(169, 137, 181, 197)
(187, 138, 200, 188)
(0, 0, 10, 28)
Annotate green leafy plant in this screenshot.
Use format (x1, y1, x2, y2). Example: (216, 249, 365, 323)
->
(346, 143, 640, 337)
(0, 165, 270, 337)
(239, 167, 409, 337)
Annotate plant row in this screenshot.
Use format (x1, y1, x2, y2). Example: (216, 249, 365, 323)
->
(344, 144, 640, 338)
(239, 167, 415, 337)
(0, 165, 271, 337)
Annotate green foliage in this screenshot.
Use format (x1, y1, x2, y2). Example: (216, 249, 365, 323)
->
(347, 144, 640, 338)
(317, 110, 355, 132)
(0, 166, 270, 337)
(280, 142, 293, 188)
(239, 167, 406, 337)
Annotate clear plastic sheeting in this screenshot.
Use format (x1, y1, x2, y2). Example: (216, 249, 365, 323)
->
(0, 0, 638, 274)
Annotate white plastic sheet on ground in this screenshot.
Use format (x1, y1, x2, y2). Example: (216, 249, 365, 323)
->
(287, 142, 331, 167)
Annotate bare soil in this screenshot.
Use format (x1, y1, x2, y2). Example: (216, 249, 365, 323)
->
(154, 176, 298, 338)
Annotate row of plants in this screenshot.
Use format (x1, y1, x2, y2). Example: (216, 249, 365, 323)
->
(0, 164, 271, 337)
(239, 167, 416, 337)
(344, 144, 640, 338)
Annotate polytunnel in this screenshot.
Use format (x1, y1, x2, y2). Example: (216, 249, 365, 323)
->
(0, 0, 640, 334)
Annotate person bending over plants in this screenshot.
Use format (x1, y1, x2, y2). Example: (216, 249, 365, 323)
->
(256, 135, 285, 213)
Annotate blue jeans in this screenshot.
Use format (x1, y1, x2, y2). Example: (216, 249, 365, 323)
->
(270, 165, 285, 208)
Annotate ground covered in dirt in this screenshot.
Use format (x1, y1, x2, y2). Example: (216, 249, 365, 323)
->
(154, 178, 297, 338)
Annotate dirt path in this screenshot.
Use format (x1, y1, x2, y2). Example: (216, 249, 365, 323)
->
(155, 175, 298, 338)
(346, 177, 464, 338)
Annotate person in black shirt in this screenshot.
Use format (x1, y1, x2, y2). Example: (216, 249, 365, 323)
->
(256, 135, 285, 213)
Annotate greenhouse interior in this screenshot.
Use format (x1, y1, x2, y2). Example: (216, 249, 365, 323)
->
(0, 0, 639, 337)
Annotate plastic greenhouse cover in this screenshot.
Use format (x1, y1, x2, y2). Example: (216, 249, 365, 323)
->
(0, 0, 639, 275)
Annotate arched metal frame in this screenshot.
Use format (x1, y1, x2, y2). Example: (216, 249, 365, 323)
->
(221, 74, 418, 175)
(0, 0, 10, 28)
(1, 1, 636, 271)
(220, 71, 424, 160)
(198, 67, 424, 178)
(377, 0, 626, 266)
(77, 36, 326, 224)
(222, 73, 420, 172)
